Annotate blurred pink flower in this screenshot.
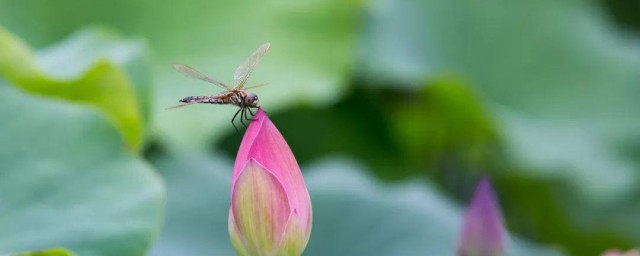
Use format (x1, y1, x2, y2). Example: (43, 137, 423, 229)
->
(457, 178, 505, 256)
(601, 249, 640, 256)
(228, 108, 312, 256)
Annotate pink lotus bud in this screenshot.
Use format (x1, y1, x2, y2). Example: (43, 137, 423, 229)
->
(601, 249, 640, 256)
(457, 178, 505, 256)
(228, 108, 312, 256)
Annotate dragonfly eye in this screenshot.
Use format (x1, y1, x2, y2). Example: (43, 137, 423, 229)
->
(246, 94, 258, 104)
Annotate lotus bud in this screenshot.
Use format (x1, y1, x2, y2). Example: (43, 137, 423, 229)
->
(229, 108, 312, 256)
(457, 178, 505, 256)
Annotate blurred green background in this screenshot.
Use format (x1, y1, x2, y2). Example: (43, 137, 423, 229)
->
(0, 0, 638, 255)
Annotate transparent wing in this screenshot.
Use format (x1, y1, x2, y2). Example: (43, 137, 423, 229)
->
(173, 64, 232, 90)
(165, 101, 198, 110)
(233, 43, 271, 89)
(165, 97, 212, 110)
(243, 83, 267, 91)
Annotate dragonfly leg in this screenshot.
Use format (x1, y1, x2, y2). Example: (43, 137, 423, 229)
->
(243, 108, 251, 122)
(247, 108, 257, 121)
(243, 107, 259, 122)
(231, 108, 241, 133)
(248, 107, 255, 116)
(239, 107, 247, 128)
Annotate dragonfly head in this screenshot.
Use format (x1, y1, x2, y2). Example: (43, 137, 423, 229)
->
(245, 93, 259, 107)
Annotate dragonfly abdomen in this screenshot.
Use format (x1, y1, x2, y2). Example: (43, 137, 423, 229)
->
(179, 95, 232, 104)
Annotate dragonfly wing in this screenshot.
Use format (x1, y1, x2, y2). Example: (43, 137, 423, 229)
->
(243, 83, 267, 90)
(165, 101, 198, 110)
(173, 64, 232, 90)
(233, 43, 271, 89)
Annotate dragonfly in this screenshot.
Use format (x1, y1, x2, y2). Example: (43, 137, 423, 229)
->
(167, 42, 271, 130)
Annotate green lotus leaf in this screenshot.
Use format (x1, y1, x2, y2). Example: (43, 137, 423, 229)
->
(0, 26, 148, 150)
(0, 79, 164, 255)
(10, 248, 74, 256)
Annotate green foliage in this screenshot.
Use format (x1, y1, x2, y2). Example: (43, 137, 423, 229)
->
(0, 27, 148, 150)
(11, 248, 74, 256)
(0, 27, 163, 255)
(389, 77, 498, 169)
(146, 154, 233, 255)
(360, 0, 640, 253)
(0, 81, 164, 255)
(363, 0, 640, 198)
